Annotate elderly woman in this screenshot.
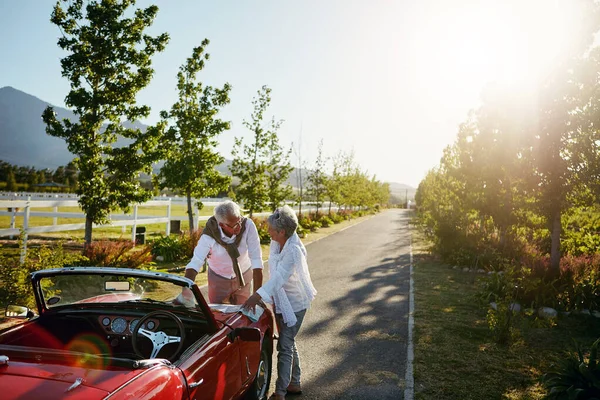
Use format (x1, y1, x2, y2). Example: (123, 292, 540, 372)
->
(243, 205, 317, 400)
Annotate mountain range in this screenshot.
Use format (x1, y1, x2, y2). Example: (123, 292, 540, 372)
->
(0, 86, 415, 198)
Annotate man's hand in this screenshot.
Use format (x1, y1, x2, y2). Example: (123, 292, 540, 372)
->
(242, 292, 262, 313)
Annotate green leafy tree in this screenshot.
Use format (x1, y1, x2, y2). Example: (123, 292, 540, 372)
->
(5, 170, 17, 192)
(230, 85, 280, 216)
(64, 160, 79, 191)
(306, 139, 328, 214)
(337, 150, 360, 209)
(37, 171, 47, 186)
(157, 40, 232, 231)
(526, 2, 600, 273)
(42, 0, 169, 245)
(325, 153, 343, 214)
(53, 166, 66, 184)
(0, 161, 11, 182)
(378, 181, 391, 205)
(265, 135, 293, 212)
(27, 169, 39, 188)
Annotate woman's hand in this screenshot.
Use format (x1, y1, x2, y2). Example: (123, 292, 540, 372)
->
(173, 287, 195, 308)
(242, 292, 262, 313)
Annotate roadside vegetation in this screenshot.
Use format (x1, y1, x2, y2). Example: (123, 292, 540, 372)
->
(412, 239, 600, 400)
(413, 2, 600, 397)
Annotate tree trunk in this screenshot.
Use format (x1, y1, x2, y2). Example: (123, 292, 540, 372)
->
(187, 189, 194, 232)
(550, 210, 562, 275)
(328, 201, 332, 215)
(84, 215, 93, 248)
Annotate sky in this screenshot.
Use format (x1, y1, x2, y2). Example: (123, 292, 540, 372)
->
(0, 0, 573, 188)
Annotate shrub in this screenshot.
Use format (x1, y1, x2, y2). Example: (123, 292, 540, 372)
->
(478, 270, 512, 304)
(180, 229, 202, 259)
(150, 230, 203, 263)
(486, 302, 521, 346)
(251, 217, 271, 245)
(299, 215, 321, 232)
(150, 235, 186, 262)
(318, 215, 333, 228)
(558, 255, 600, 312)
(0, 241, 87, 308)
(330, 212, 345, 224)
(84, 240, 153, 269)
(542, 337, 600, 399)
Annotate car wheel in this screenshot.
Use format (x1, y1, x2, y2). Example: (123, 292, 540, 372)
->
(245, 341, 272, 400)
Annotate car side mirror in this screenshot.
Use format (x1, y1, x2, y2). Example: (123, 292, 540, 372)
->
(5, 305, 34, 319)
(228, 327, 261, 342)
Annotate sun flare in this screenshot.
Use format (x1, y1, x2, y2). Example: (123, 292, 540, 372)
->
(414, 0, 580, 102)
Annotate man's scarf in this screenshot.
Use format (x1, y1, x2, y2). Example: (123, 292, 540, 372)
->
(202, 216, 248, 287)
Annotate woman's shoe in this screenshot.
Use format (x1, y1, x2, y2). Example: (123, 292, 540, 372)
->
(286, 383, 302, 395)
(268, 393, 285, 400)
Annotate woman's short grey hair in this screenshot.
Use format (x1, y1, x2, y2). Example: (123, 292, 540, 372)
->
(214, 200, 242, 223)
(268, 205, 298, 238)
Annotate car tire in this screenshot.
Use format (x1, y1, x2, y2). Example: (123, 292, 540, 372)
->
(245, 340, 272, 400)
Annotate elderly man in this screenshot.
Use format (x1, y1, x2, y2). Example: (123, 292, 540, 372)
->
(179, 200, 263, 305)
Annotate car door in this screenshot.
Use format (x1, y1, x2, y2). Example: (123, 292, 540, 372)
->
(179, 326, 242, 400)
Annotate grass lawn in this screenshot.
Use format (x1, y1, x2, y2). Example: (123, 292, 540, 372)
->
(412, 234, 600, 399)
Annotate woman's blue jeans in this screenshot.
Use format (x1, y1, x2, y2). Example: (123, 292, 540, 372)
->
(275, 309, 307, 395)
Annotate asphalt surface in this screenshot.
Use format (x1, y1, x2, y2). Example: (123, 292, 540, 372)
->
(268, 209, 412, 400)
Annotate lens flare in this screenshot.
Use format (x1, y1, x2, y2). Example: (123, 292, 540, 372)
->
(65, 334, 111, 370)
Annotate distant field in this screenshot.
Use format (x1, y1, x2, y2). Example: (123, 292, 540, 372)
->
(0, 204, 215, 241)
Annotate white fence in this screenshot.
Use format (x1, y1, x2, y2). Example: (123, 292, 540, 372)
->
(0, 194, 335, 262)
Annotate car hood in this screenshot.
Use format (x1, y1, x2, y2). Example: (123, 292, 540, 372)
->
(0, 359, 146, 399)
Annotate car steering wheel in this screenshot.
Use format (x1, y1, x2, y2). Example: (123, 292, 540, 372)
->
(132, 310, 185, 361)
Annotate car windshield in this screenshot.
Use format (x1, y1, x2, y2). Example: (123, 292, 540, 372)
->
(38, 272, 198, 309)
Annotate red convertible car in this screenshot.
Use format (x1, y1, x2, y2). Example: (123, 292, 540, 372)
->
(0, 267, 274, 400)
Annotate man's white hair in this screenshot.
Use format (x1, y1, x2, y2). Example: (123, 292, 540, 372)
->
(214, 200, 242, 223)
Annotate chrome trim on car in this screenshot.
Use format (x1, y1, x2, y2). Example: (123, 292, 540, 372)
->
(65, 377, 85, 392)
(132, 359, 172, 369)
(31, 267, 195, 287)
(188, 378, 203, 389)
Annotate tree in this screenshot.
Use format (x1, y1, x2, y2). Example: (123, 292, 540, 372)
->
(306, 139, 328, 214)
(0, 161, 11, 182)
(157, 40, 231, 231)
(5, 170, 17, 192)
(336, 150, 360, 209)
(37, 171, 47, 185)
(230, 85, 281, 216)
(53, 166, 66, 184)
(42, 0, 169, 245)
(64, 160, 79, 191)
(525, 0, 600, 273)
(326, 151, 345, 214)
(265, 136, 293, 212)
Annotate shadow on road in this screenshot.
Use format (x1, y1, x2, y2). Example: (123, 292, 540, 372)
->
(299, 219, 411, 399)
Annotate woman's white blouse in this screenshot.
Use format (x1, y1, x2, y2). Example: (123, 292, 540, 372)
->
(256, 233, 317, 326)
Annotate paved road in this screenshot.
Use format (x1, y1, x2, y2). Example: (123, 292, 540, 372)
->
(269, 209, 412, 400)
